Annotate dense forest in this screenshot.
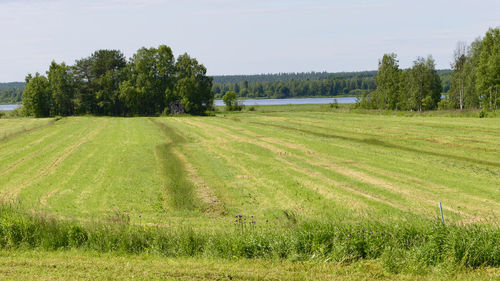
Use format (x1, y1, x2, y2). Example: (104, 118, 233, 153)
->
(363, 27, 499, 112)
(21, 45, 213, 117)
(0, 82, 24, 104)
(213, 71, 377, 84)
(212, 71, 451, 99)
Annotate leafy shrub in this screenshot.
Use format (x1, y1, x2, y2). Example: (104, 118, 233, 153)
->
(68, 226, 88, 247)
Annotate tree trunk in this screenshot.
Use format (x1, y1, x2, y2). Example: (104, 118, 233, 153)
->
(459, 79, 464, 110)
(490, 89, 493, 111)
(495, 87, 498, 112)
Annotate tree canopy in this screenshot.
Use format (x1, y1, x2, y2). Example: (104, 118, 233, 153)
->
(22, 45, 213, 117)
(359, 54, 442, 111)
(23, 74, 52, 118)
(222, 91, 242, 111)
(358, 26, 499, 112)
(476, 28, 500, 111)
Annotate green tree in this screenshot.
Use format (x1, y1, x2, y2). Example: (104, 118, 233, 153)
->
(222, 90, 242, 111)
(477, 27, 500, 111)
(402, 56, 442, 111)
(463, 38, 483, 109)
(121, 45, 175, 115)
(449, 42, 467, 109)
(47, 61, 74, 116)
(23, 74, 52, 117)
(169, 53, 213, 115)
(373, 53, 401, 109)
(74, 50, 127, 115)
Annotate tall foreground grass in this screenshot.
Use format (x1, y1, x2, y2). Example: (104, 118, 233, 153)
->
(0, 205, 498, 273)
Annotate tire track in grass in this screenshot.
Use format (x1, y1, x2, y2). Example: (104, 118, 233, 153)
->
(0, 120, 94, 197)
(0, 129, 63, 177)
(3, 119, 109, 201)
(39, 148, 98, 207)
(0, 119, 65, 175)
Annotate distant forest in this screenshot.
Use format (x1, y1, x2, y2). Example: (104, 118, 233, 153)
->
(212, 70, 451, 99)
(0, 82, 24, 104)
(1, 71, 451, 104)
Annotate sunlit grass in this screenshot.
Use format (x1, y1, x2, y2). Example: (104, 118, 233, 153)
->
(0, 107, 499, 278)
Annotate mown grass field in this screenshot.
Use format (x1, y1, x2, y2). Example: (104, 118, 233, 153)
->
(0, 105, 499, 279)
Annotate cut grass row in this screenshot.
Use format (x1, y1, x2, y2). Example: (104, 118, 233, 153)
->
(1, 111, 498, 226)
(0, 118, 54, 141)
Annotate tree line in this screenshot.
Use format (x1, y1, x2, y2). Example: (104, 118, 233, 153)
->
(0, 82, 24, 104)
(364, 27, 499, 112)
(2, 69, 452, 105)
(22, 45, 213, 117)
(213, 71, 377, 84)
(360, 54, 442, 111)
(445, 27, 500, 111)
(212, 71, 450, 100)
(213, 76, 376, 99)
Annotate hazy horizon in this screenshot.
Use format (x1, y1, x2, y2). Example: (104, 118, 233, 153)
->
(1, 0, 499, 82)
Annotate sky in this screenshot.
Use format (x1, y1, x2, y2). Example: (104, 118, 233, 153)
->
(0, 0, 499, 82)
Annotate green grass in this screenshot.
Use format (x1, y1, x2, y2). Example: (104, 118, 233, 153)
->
(3, 250, 498, 281)
(0, 105, 499, 278)
(0, 117, 53, 141)
(0, 204, 498, 268)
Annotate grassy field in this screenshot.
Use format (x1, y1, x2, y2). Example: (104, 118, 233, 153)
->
(0, 105, 499, 278)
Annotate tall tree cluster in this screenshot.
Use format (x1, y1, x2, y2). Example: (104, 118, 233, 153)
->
(22, 45, 213, 117)
(361, 27, 500, 112)
(361, 54, 442, 111)
(441, 27, 499, 111)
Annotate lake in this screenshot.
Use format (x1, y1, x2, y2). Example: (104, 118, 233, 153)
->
(1, 97, 357, 111)
(214, 97, 357, 106)
(0, 104, 22, 111)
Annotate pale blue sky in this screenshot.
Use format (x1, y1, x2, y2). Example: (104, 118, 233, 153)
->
(0, 0, 499, 82)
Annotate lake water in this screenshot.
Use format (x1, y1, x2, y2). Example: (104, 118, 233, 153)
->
(0, 104, 22, 111)
(1, 97, 357, 111)
(214, 97, 357, 106)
